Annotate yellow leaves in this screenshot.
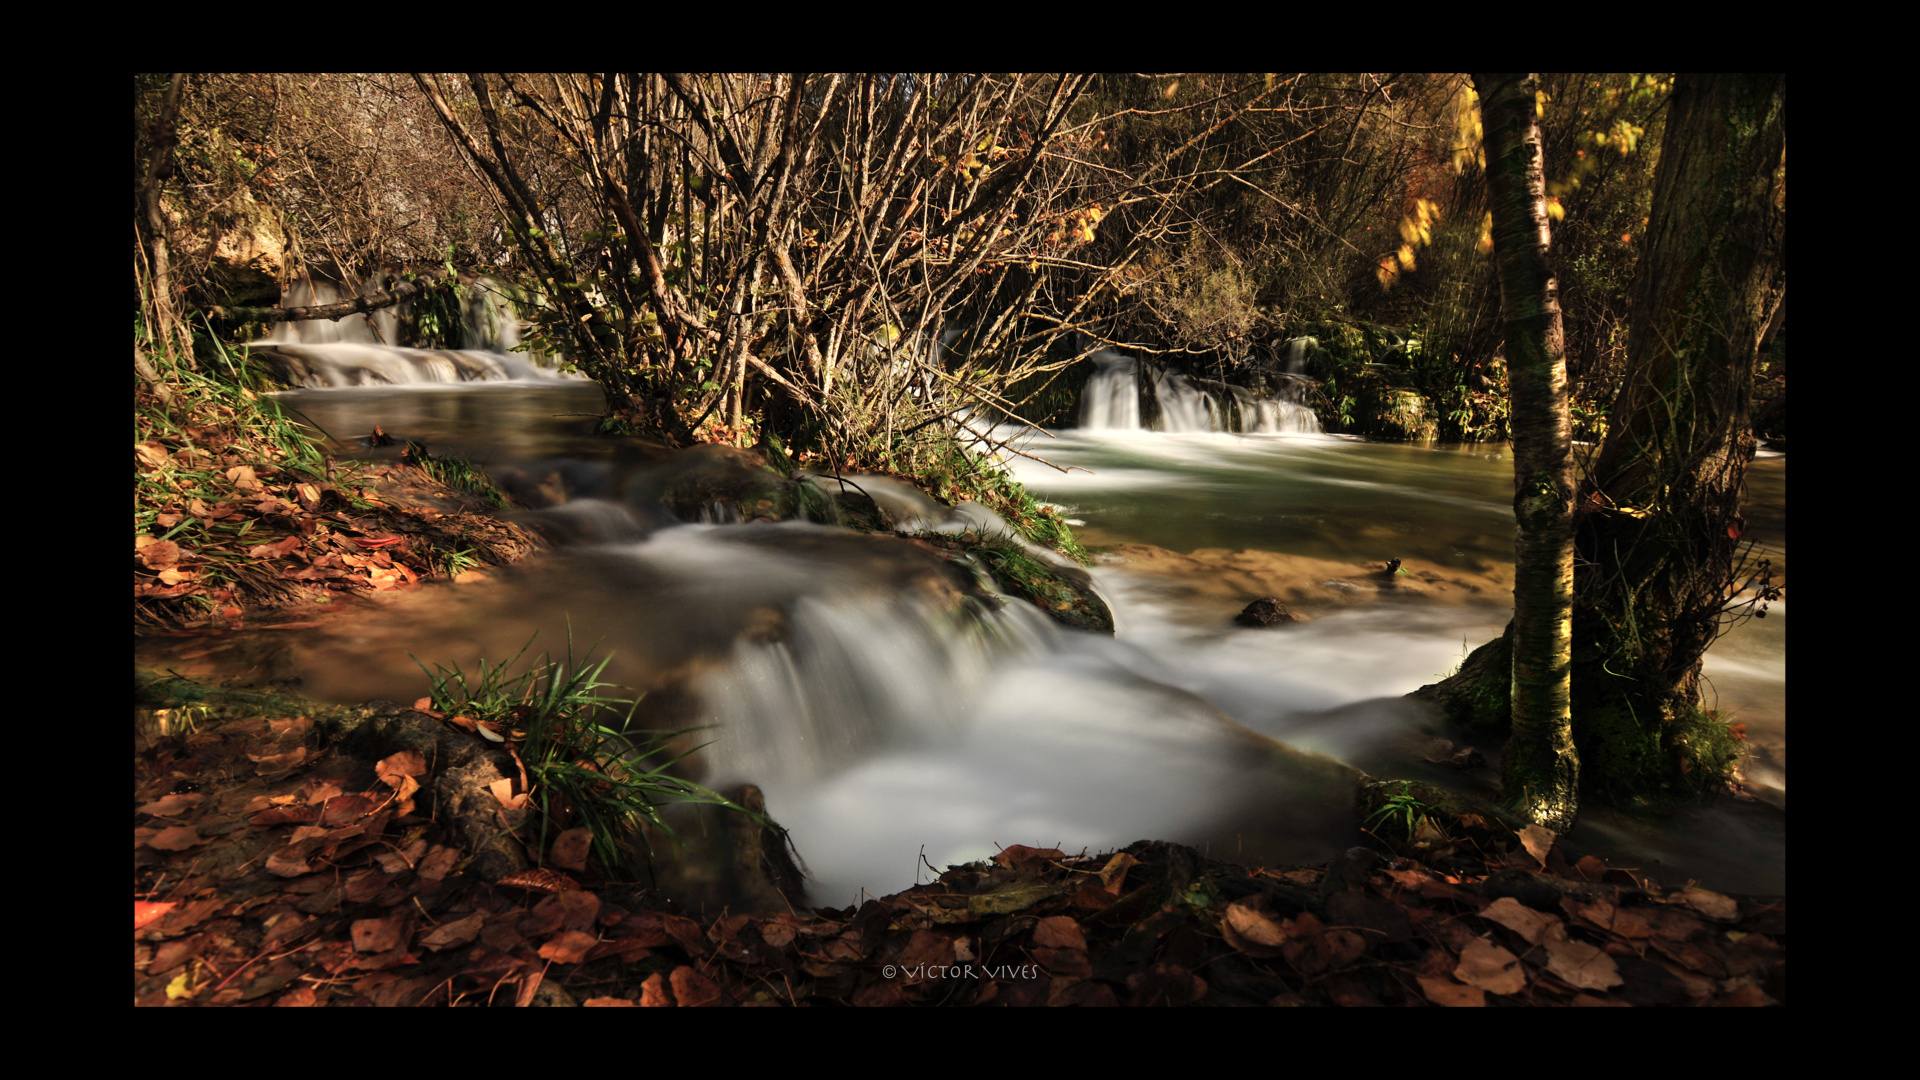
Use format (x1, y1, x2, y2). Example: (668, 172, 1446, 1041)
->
(1396, 244, 1417, 271)
(1451, 83, 1484, 174)
(1535, 88, 1550, 118)
(1547, 196, 1566, 222)
(1163, 78, 1182, 99)
(1476, 211, 1494, 254)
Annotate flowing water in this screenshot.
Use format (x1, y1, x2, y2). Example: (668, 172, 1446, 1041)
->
(147, 343, 1785, 904)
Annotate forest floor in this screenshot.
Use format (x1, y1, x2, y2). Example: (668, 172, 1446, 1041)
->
(132, 691, 1785, 1006)
(134, 430, 1785, 1007)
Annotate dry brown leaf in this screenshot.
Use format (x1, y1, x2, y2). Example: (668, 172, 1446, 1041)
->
(1418, 975, 1487, 1007)
(583, 996, 637, 1007)
(640, 972, 673, 1007)
(1519, 824, 1556, 867)
(539, 930, 601, 965)
(1679, 887, 1740, 922)
(135, 901, 176, 933)
(550, 828, 593, 873)
(1032, 915, 1086, 951)
(1481, 896, 1564, 945)
(137, 792, 205, 817)
(138, 540, 182, 570)
(671, 966, 724, 1007)
(497, 868, 582, 894)
(1453, 937, 1527, 995)
(419, 912, 486, 951)
(1543, 936, 1624, 990)
(350, 911, 408, 954)
(146, 825, 205, 852)
(488, 777, 529, 810)
(1221, 900, 1290, 956)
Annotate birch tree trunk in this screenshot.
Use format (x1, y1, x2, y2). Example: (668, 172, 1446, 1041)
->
(1473, 72, 1578, 830)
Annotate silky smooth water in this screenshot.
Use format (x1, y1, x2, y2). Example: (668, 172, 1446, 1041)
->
(160, 365, 1784, 902)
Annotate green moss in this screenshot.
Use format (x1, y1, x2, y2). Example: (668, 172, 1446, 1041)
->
(943, 532, 1113, 634)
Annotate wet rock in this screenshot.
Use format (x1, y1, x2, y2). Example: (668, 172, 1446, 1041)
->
(1235, 597, 1296, 627)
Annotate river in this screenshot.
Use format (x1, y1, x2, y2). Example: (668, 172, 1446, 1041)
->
(140, 347, 1786, 904)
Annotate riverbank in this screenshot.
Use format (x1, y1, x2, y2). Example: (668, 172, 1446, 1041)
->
(134, 673, 1783, 1006)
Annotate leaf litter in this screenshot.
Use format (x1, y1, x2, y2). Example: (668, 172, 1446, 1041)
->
(135, 696, 1786, 1007)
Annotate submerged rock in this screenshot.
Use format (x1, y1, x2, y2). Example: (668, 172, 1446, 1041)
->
(1236, 597, 1296, 627)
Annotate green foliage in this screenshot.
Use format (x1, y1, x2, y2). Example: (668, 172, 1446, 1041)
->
(416, 633, 747, 877)
(1364, 780, 1438, 841)
(401, 442, 510, 509)
(919, 440, 1090, 564)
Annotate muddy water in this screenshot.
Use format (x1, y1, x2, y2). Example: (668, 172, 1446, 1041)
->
(149, 379, 1786, 902)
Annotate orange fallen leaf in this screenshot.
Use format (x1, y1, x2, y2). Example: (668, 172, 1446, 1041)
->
(147, 825, 205, 852)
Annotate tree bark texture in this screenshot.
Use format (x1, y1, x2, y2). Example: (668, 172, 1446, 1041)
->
(138, 73, 191, 366)
(1472, 73, 1579, 830)
(1570, 73, 1785, 793)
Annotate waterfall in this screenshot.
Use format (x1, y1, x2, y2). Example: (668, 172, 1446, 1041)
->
(1282, 335, 1318, 375)
(248, 342, 569, 387)
(267, 278, 401, 347)
(256, 274, 571, 387)
(1078, 352, 1141, 430)
(1228, 385, 1323, 434)
(1077, 349, 1319, 434)
(1148, 369, 1219, 432)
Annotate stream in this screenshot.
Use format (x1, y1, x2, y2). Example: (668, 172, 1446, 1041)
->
(141, 343, 1786, 905)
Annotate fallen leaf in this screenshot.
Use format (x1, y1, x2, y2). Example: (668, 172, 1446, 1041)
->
(640, 972, 674, 1007)
(135, 901, 177, 933)
(147, 825, 205, 851)
(1543, 936, 1624, 990)
(497, 868, 582, 894)
(1519, 824, 1555, 867)
(1679, 887, 1740, 922)
(1221, 900, 1290, 955)
(584, 996, 637, 1007)
(419, 912, 486, 951)
(993, 844, 1065, 873)
(540, 930, 601, 964)
(1419, 975, 1487, 1007)
(1453, 937, 1527, 994)
(1032, 915, 1086, 951)
(1481, 896, 1565, 945)
(350, 911, 408, 954)
(550, 828, 593, 872)
(138, 540, 182, 569)
(671, 966, 724, 1007)
(137, 792, 205, 817)
(488, 777, 529, 810)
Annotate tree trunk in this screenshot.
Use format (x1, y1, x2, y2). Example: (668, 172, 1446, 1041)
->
(1473, 73, 1578, 830)
(1569, 73, 1786, 798)
(139, 73, 191, 366)
(207, 276, 449, 325)
(1417, 74, 1786, 806)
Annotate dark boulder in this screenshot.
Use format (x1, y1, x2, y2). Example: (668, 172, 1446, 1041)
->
(1235, 597, 1296, 627)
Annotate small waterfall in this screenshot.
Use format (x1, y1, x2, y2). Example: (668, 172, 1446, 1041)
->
(1228, 385, 1323, 434)
(1077, 349, 1320, 434)
(268, 278, 401, 346)
(250, 342, 569, 387)
(1078, 352, 1141, 430)
(700, 591, 1057, 785)
(257, 274, 572, 387)
(1148, 369, 1219, 432)
(1282, 335, 1318, 375)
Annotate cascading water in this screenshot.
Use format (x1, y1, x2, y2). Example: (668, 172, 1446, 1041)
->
(1149, 369, 1219, 433)
(254, 275, 573, 388)
(1076, 348, 1320, 434)
(1078, 352, 1141, 430)
(149, 329, 1784, 904)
